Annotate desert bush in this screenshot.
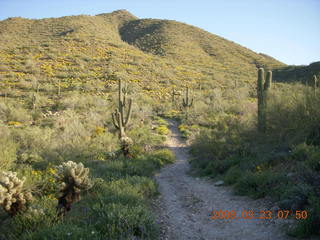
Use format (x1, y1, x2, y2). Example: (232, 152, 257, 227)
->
(291, 143, 320, 171)
(267, 84, 320, 145)
(223, 165, 243, 185)
(23, 223, 101, 240)
(57, 93, 109, 112)
(0, 101, 31, 123)
(278, 183, 313, 210)
(9, 197, 58, 238)
(155, 125, 170, 135)
(128, 125, 165, 154)
(123, 149, 175, 177)
(191, 113, 242, 166)
(288, 194, 320, 238)
(15, 165, 57, 196)
(0, 125, 17, 170)
(12, 126, 54, 165)
(151, 148, 175, 166)
(234, 170, 284, 199)
(90, 203, 158, 239)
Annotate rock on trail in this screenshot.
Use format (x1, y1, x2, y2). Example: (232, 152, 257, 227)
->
(154, 120, 293, 240)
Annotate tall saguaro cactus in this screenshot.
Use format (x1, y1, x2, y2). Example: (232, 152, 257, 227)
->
(32, 93, 37, 110)
(257, 68, 272, 133)
(171, 87, 180, 108)
(182, 86, 193, 119)
(58, 78, 61, 96)
(313, 75, 318, 95)
(112, 79, 133, 139)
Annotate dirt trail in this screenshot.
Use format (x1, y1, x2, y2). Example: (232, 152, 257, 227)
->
(154, 120, 293, 240)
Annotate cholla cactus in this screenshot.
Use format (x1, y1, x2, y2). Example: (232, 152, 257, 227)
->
(55, 161, 92, 216)
(120, 136, 133, 158)
(0, 171, 32, 216)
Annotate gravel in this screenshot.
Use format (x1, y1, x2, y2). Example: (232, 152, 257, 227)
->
(153, 120, 294, 240)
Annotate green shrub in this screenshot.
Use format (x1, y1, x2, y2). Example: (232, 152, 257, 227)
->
(289, 195, 320, 238)
(90, 203, 158, 239)
(23, 224, 101, 240)
(235, 170, 284, 199)
(178, 124, 192, 138)
(291, 143, 320, 171)
(128, 126, 165, 153)
(123, 149, 175, 177)
(156, 125, 170, 135)
(16, 165, 57, 196)
(151, 149, 175, 165)
(278, 183, 313, 210)
(223, 165, 243, 185)
(6, 197, 58, 238)
(153, 116, 169, 126)
(0, 125, 17, 170)
(0, 101, 32, 123)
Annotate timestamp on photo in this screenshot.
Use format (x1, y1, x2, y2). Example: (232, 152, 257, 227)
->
(210, 209, 308, 220)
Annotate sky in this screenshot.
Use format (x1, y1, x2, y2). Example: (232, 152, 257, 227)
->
(0, 0, 319, 65)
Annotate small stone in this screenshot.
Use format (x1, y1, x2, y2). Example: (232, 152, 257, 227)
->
(287, 172, 294, 177)
(214, 180, 224, 186)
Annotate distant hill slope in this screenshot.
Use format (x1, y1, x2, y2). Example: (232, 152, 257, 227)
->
(0, 10, 289, 102)
(273, 61, 320, 84)
(119, 18, 283, 68)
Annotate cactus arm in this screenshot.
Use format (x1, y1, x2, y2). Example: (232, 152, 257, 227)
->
(124, 99, 132, 127)
(264, 70, 272, 90)
(257, 68, 265, 132)
(112, 110, 120, 129)
(313, 75, 317, 95)
(123, 92, 127, 107)
(116, 110, 123, 129)
(257, 68, 265, 94)
(118, 112, 125, 138)
(119, 99, 125, 126)
(118, 79, 123, 101)
(257, 68, 272, 133)
(186, 87, 189, 104)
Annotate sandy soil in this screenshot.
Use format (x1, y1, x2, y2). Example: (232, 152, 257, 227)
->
(153, 120, 294, 240)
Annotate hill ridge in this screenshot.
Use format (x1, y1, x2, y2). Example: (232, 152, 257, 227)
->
(0, 9, 296, 103)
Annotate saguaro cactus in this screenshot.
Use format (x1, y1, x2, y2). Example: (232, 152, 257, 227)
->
(32, 93, 37, 110)
(313, 75, 318, 95)
(182, 86, 193, 119)
(257, 68, 272, 133)
(172, 87, 178, 102)
(58, 78, 61, 96)
(171, 87, 180, 108)
(112, 79, 133, 139)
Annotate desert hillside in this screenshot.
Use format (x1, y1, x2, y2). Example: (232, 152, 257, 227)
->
(0, 10, 319, 240)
